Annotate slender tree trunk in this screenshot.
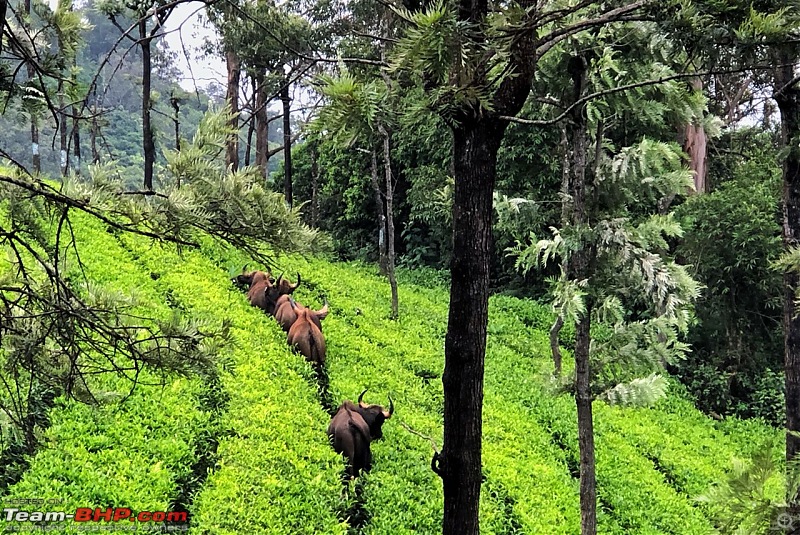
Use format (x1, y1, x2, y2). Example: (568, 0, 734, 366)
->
(436, 119, 504, 535)
(24, 0, 40, 174)
(565, 53, 597, 535)
(683, 77, 707, 194)
(378, 123, 398, 318)
(72, 103, 81, 174)
(281, 79, 293, 207)
(254, 70, 269, 180)
(90, 86, 100, 164)
(370, 148, 388, 274)
(170, 94, 180, 151)
(550, 315, 564, 376)
(245, 114, 255, 167)
(139, 18, 155, 191)
(225, 47, 240, 171)
(774, 46, 800, 518)
(0, 0, 7, 57)
(311, 142, 319, 227)
(59, 83, 68, 176)
(573, 304, 596, 535)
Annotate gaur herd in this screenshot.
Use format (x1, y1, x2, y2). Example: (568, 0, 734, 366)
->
(233, 267, 394, 477)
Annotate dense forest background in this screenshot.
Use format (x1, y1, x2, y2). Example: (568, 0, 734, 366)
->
(4, 0, 783, 425)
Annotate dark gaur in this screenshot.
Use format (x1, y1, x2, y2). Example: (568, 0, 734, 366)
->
(328, 390, 395, 477)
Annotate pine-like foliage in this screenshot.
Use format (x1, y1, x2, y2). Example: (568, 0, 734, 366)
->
(0, 107, 325, 459)
(697, 440, 799, 535)
(60, 107, 328, 261)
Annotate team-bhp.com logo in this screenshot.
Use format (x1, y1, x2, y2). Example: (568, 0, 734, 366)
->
(4, 507, 187, 523)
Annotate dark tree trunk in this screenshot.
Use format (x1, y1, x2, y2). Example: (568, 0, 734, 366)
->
(774, 46, 800, 517)
(370, 148, 388, 274)
(310, 142, 319, 227)
(24, 0, 39, 173)
(281, 79, 293, 207)
(170, 94, 180, 151)
(225, 47, 240, 171)
(437, 119, 504, 535)
(254, 70, 269, 180)
(59, 86, 68, 176)
(565, 53, 597, 535)
(90, 86, 99, 164)
(72, 103, 81, 174)
(245, 114, 255, 167)
(139, 18, 155, 191)
(379, 123, 398, 319)
(0, 0, 7, 57)
(550, 314, 564, 377)
(573, 305, 596, 535)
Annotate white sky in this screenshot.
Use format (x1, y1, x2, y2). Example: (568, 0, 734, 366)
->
(161, 1, 227, 93)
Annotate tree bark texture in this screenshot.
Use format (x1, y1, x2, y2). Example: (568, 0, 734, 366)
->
(24, 0, 40, 174)
(774, 47, 800, 516)
(281, 80, 293, 207)
(550, 314, 564, 377)
(225, 47, 240, 171)
(139, 18, 155, 191)
(254, 71, 269, 180)
(565, 53, 597, 535)
(440, 120, 504, 535)
(379, 123, 398, 319)
(683, 78, 707, 194)
(370, 148, 388, 275)
(59, 85, 68, 176)
(72, 103, 81, 174)
(311, 142, 319, 227)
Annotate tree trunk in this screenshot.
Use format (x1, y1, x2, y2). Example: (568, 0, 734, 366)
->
(24, 0, 40, 174)
(550, 314, 564, 377)
(72, 102, 81, 174)
(683, 78, 707, 194)
(311, 142, 319, 227)
(225, 47, 240, 171)
(0, 0, 7, 57)
(565, 53, 597, 535)
(281, 79, 293, 207)
(140, 18, 155, 191)
(245, 114, 255, 167)
(379, 123, 398, 319)
(59, 84, 68, 176)
(437, 119, 504, 535)
(574, 305, 596, 535)
(254, 70, 269, 180)
(774, 46, 800, 519)
(170, 94, 180, 151)
(370, 148, 388, 274)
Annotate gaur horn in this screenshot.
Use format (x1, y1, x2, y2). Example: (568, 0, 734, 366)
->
(383, 395, 394, 419)
(242, 264, 249, 272)
(275, 272, 284, 287)
(290, 272, 301, 290)
(358, 388, 369, 408)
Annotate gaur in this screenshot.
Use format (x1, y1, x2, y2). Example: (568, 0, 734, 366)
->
(286, 298, 326, 364)
(274, 295, 328, 332)
(327, 389, 394, 477)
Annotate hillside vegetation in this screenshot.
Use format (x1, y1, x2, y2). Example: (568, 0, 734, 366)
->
(1, 212, 782, 534)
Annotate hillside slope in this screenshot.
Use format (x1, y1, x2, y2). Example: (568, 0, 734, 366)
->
(1, 217, 782, 534)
